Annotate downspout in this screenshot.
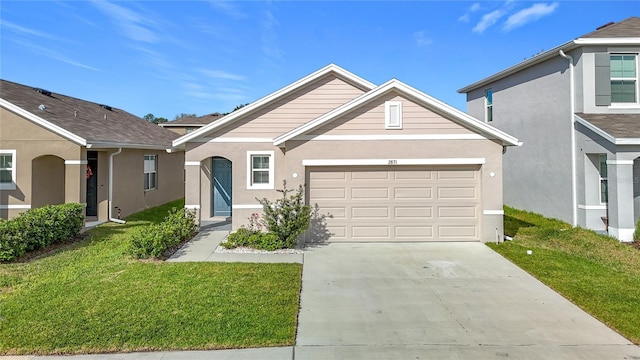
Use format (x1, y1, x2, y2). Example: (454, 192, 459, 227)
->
(559, 50, 578, 227)
(109, 148, 126, 224)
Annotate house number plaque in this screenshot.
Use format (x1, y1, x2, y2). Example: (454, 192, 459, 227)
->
(388, 159, 398, 165)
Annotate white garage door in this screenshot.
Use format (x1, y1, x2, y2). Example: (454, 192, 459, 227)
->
(308, 166, 481, 242)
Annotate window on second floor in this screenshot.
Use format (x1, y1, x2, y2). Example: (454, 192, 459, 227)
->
(485, 89, 493, 122)
(610, 54, 637, 103)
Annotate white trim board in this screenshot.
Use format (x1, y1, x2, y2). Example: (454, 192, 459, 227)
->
(607, 160, 634, 165)
(295, 134, 487, 141)
(184, 205, 201, 210)
(0, 204, 31, 210)
(302, 158, 486, 166)
(483, 210, 504, 215)
(196, 138, 274, 143)
(232, 204, 263, 209)
(65, 160, 88, 165)
(185, 161, 201, 166)
(578, 204, 607, 210)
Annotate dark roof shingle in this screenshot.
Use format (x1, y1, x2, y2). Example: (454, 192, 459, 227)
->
(577, 113, 640, 139)
(1, 79, 178, 148)
(581, 17, 640, 38)
(164, 112, 225, 126)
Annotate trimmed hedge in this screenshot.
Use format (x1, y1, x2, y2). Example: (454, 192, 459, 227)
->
(221, 227, 284, 251)
(0, 203, 85, 262)
(127, 207, 196, 259)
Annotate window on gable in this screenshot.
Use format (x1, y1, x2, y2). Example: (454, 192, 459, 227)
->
(144, 155, 157, 191)
(385, 101, 402, 129)
(599, 154, 608, 204)
(0, 150, 16, 190)
(485, 89, 493, 122)
(247, 151, 274, 189)
(610, 54, 638, 103)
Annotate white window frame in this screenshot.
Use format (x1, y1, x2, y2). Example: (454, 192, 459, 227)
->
(0, 150, 16, 190)
(385, 101, 403, 129)
(246, 151, 274, 189)
(610, 53, 638, 105)
(485, 88, 493, 122)
(144, 155, 157, 191)
(598, 154, 608, 204)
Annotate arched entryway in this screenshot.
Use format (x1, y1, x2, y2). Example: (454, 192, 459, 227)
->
(31, 155, 65, 209)
(211, 157, 232, 218)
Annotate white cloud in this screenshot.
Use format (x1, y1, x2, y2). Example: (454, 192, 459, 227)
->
(6, 38, 100, 72)
(208, 0, 247, 19)
(200, 70, 246, 81)
(458, 2, 481, 23)
(503, 2, 559, 31)
(472, 9, 506, 33)
(413, 31, 433, 46)
(90, 0, 159, 43)
(261, 10, 283, 61)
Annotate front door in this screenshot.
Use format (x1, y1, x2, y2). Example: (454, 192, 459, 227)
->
(212, 158, 232, 217)
(86, 151, 98, 217)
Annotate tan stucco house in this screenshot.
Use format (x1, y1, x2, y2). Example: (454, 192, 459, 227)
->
(173, 65, 520, 243)
(0, 80, 184, 224)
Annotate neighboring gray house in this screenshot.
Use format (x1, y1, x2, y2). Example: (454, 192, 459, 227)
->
(173, 64, 519, 243)
(458, 17, 640, 241)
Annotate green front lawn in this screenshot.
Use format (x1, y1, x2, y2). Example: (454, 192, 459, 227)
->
(489, 206, 640, 344)
(0, 199, 302, 355)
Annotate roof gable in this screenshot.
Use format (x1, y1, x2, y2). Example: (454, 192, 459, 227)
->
(172, 64, 376, 147)
(275, 79, 520, 146)
(1, 79, 178, 149)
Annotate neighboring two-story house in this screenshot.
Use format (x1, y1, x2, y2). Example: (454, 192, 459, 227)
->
(159, 112, 224, 135)
(458, 17, 640, 241)
(0, 80, 185, 224)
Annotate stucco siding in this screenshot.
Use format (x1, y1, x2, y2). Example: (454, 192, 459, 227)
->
(204, 75, 366, 139)
(311, 92, 476, 136)
(466, 55, 575, 224)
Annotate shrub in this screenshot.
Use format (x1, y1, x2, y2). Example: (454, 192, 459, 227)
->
(634, 219, 640, 244)
(0, 203, 84, 262)
(127, 207, 196, 259)
(222, 227, 285, 251)
(256, 181, 311, 249)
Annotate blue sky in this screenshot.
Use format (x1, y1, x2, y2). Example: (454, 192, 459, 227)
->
(1, 1, 637, 120)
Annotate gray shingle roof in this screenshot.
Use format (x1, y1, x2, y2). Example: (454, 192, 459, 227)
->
(1, 79, 178, 148)
(581, 17, 640, 38)
(163, 112, 225, 126)
(577, 113, 640, 139)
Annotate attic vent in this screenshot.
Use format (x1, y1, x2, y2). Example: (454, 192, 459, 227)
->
(34, 88, 52, 96)
(596, 21, 614, 30)
(99, 104, 112, 111)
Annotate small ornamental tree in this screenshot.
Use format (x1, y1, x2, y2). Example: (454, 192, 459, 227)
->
(256, 181, 311, 248)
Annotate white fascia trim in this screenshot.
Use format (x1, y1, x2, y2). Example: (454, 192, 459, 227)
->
(0, 98, 87, 146)
(578, 204, 607, 210)
(607, 160, 634, 165)
(172, 64, 376, 147)
(296, 134, 487, 141)
(274, 79, 519, 147)
(64, 160, 88, 165)
(87, 142, 169, 150)
(185, 161, 201, 166)
(195, 137, 273, 143)
(575, 115, 616, 144)
(574, 37, 640, 46)
(0, 204, 31, 210)
(185, 205, 201, 210)
(615, 139, 640, 145)
(302, 158, 486, 166)
(483, 210, 504, 215)
(232, 204, 263, 209)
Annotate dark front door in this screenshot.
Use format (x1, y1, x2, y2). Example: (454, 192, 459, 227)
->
(86, 151, 98, 217)
(212, 158, 232, 217)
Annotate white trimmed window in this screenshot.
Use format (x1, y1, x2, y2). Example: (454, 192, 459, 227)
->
(485, 89, 493, 122)
(144, 155, 157, 191)
(247, 151, 274, 189)
(385, 101, 402, 129)
(599, 154, 608, 204)
(610, 54, 638, 104)
(0, 150, 16, 190)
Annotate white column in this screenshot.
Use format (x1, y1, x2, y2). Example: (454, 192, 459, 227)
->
(607, 159, 634, 242)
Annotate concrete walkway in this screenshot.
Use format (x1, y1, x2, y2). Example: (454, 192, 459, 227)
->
(5, 238, 640, 359)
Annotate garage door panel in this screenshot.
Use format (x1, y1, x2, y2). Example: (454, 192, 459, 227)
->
(437, 187, 476, 199)
(395, 206, 433, 219)
(309, 167, 480, 242)
(394, 187, 433, 199)
(437, 206, 477, 218)
(352, 187, 389, 199)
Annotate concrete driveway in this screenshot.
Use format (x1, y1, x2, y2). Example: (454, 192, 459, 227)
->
(295, 242, 640, 359)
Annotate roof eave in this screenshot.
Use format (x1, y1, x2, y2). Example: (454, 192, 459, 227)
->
(575, 114, 617, 144)
(86, 142, 173, 150)
(173, 64, 377, 147)
(0, 98, 87, 146)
